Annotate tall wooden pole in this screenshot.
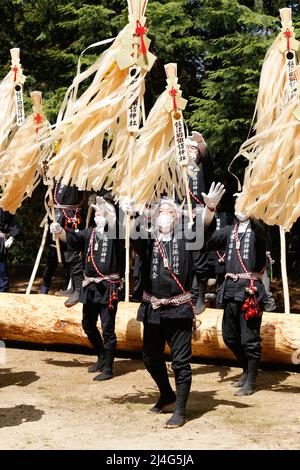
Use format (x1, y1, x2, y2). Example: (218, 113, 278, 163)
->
(164, 63, 193, 227)
(277, 8, 298, 313)
(115, 0, 156, 301)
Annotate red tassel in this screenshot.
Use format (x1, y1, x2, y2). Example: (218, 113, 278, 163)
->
(11, 65, 18, 82)
(284, 28, 291, 51)
(242, 295, 261, 320)
(135, 20, 148, 56)
(112, 291, 118, 301)
(169, 87, 177, 112)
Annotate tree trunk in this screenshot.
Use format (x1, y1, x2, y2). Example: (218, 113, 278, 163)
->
(0, 294, 300, 365)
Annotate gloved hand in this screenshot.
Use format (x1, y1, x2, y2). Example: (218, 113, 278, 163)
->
(88, 194, 97, 206)
(91, 196, 106, 214)
(50, 222, 63, 235)
(266, 251, 275, 264)
(202, 182, 226, 210)
(50, 222, 66, 242)
(191, 131, 205, 144)
(5, 236, 14, 249)
(121, 197, 136, 216)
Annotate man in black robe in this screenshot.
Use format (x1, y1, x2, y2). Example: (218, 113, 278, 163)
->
(185, 132, 215, 313)
(51, 196, 124, 381)
(186, 131, 214, 209)
(207, 208, 235, 307)
(0, 208, 20, 292)
(206, 202, 266, 396)
(42, 178, 87, 305)
(123, 182, 225, 429)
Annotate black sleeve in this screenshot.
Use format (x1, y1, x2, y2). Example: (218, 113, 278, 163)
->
(251, 218, 266, 243)
(130, 218, 150, 257)
(206, 226, 230, 251)
(131, 237, 148, 258)
(201, 148, 215, 193)
(192, 248, 209, 278)
(66, 228, 90, 252)
(8, 214, 20, 238)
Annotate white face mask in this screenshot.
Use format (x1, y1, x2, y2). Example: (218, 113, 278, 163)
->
(235, 211, 249, 222)
(157, 214, 174, 233)
(94, 215, 106, 229)
(187, 146, 199, 161)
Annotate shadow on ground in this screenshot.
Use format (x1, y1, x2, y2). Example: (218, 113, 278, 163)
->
(0, 404, 44, 429)
(0, 370, 40, 388)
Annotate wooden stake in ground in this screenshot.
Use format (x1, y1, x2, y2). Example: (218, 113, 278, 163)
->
(26, 223, 49, 295)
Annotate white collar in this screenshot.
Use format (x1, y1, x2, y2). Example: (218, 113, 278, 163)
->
(158, 230, 173, 242)
(238, 220, 250, 233)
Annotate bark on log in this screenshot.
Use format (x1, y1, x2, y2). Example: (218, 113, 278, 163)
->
(0, 293, 300, 365)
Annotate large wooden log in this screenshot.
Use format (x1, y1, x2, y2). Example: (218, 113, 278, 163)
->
(0, 293, 300, 365)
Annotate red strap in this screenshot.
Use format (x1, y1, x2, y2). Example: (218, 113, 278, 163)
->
(216, 250, 226, 262)
(135, 20, 147, 55)
(54, 181, 79, 229)
(34, 113, 43, 134)
(11, 65, 18, 82)
(189, 188, 204, 207)
(169, 87, 177, 112)
(284, 28, 291, 51)
(234, 223, 256, 292)
(90, 228, 120, 285)
(156, 239, 194, 308)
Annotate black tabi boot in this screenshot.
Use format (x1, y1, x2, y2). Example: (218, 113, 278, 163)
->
(55, 286, 74, 297)
(88, 351, 106, 373)
(234, 359, 259, 396)
(165, 382, 191, 429)
(93, 350, 114, 381)
(65, 276, 82, 307)
(232, 359, 248, 388)
(148, 366, 176, 414)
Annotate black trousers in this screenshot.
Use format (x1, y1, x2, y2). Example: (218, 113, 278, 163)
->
(64, 249, 83, 287)
(222, 301, 262, 361)
(0, 258, 9, 292)
(143, 318, 193, 385)
(42, 242, 69, 290)
(82, 303, 117, 355)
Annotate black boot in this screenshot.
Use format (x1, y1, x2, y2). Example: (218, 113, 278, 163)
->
(232, 369, 248, 388)
(234, 359, 259, 396)
(165, 382, 191, 429)
(93, 350, 114, 381)
(147, 366, 176, 414)
(64, 288, 81, 307)
(232, 359, 248, 388)
(65, 276, 82, 307)
(88, 351, 105, 373)
(55, 287, 74, 297)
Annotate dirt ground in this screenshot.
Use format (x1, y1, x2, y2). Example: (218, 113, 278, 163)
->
(0, 347, 300, 450)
